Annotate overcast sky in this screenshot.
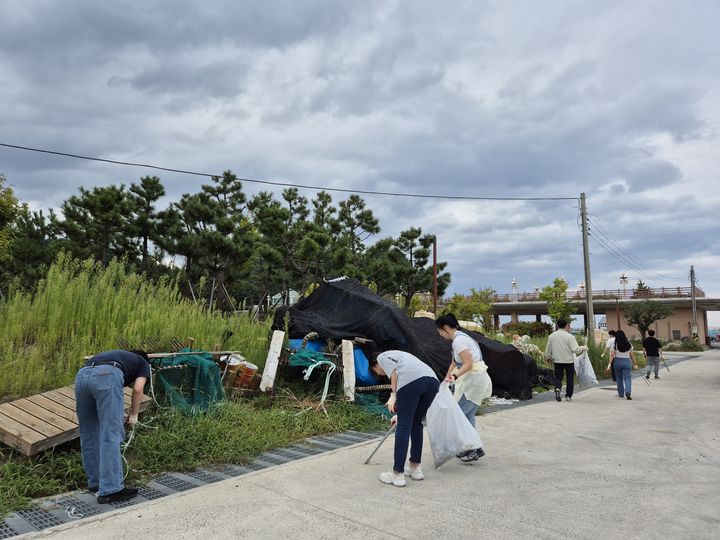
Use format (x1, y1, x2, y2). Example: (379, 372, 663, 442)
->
(1, 0, 718, 326)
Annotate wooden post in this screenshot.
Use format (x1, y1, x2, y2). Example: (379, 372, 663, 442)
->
(260, 330, 285, 392)
(341, 340, 356, 402)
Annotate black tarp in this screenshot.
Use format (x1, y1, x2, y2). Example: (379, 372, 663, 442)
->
(272, 278, 534, 400)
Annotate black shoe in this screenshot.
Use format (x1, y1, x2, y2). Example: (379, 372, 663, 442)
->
(456, 450, 471, 459)
(460, 448, 484, 462)
(654, 376, 660, 379)
(555, 389, 561, 402)
(645, 374, 650, 379)
(97, 487, 138, 504)
(625, 394, 632, 400)
(87, 485, 99, 493)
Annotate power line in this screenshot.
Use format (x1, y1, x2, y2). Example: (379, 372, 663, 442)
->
(0, 142, 578, 202)
(588, 217, 685, 282)
(588, 232, 683, 285)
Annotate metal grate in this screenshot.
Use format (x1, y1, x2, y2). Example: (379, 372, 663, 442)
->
(0, 522, 18, 540)
(16, 507, 63, 530)
(109, 498, 139, 509)
(56, 497, 103, 518)
(220, 466, 252, 477)
(243, 461, 270, 471)
(152, 475, 197, 492)
(289, 444, 325, 456)
(255, 453, 292, 465)
(183, 470, 223, 484)
(313, 436, 355, 447)
(138, 486, 167, 500)
(265, 448, 310, 460)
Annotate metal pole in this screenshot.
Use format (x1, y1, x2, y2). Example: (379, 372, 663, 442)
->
(580, 193, 595, 345)
(615, 297, 621, 330)
(433, 236, 438, 315)
(690, 265, 698, 340)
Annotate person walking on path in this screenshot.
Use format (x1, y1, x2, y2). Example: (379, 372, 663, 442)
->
(605, 330, 617, 382)
(75, 350, 151, 503)
(643, 330, 663, 379)
(369, 350, 439, 487)
(435, 313, 492, 462)
(606, 330, 637, 399)
(545, 320, 588, 402)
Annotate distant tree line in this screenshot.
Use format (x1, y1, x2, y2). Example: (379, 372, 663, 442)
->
(0, 172, 450, 311)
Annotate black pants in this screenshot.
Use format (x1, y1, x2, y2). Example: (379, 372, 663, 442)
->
(610, 358, 617, 382)
(554, 363, 575, 398)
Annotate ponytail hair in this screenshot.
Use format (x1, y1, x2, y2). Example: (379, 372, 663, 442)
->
(435, 313, 460, 330)
(614, 330, 632, 353)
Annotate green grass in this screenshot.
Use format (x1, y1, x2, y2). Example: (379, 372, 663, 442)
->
(0, 254, 387, 517)
(0, 392, 386, 517)
(0, 254, 271, 400)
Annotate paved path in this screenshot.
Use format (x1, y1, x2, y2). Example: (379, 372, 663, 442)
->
(27, 351, 720, 539)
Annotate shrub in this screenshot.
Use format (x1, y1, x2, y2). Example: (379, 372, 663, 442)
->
(501, 321, 553, 337)
(664, 340, 704, 352)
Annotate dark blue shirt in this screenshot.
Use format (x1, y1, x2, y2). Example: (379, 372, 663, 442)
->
(89, 350, 151, 387)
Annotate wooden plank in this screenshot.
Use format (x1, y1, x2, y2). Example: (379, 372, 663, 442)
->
(0, 410, 45, 455)
(25, 395, 78, 424)
(260, 330, 285, 392)
(10, 398, 77, 432)
(41, 389, 78, 411)
(0, 403, 63, 437)
(341, 340, 356, 402)
(54, 386, 76, 400)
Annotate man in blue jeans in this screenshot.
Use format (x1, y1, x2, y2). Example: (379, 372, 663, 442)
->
(75, 350, 151, 504)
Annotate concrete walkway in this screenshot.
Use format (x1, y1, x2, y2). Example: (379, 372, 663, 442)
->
(28, 351, 720, 540)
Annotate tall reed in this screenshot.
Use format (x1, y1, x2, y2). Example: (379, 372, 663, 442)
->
(0, 254, 270, 400)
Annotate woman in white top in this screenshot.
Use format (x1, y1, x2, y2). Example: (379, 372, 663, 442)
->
(369, 349, 439, 487)
(435, 313, 491, 462)
(605, 330, 637, 400)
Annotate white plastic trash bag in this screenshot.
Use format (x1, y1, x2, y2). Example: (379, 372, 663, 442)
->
(574, 351, 598, 386)
(426, 383, 483, 468)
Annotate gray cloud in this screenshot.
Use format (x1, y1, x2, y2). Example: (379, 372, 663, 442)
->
(1, 0, 719, 323)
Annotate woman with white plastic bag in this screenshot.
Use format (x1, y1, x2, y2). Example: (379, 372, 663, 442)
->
(435, 314, 491, 462)
(369, 350, 439, 487)
(426, 382, 484, 468)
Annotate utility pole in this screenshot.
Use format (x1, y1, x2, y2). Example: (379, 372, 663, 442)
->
(580, 193, 595, 345)
(690, 265, 698, 341)
(433, 236, 438, 315)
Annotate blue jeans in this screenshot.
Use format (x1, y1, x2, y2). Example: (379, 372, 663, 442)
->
(394, 377, 439, 473)
(75, 365, 126, 496)
(458, 393, 480, 428)
(614, 357, 632, 397)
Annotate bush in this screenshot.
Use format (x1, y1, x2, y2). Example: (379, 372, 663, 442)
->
(501, 321, 553, 337)
(664, 340, 704, 352)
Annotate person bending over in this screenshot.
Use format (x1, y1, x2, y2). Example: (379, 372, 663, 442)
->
(75, 349, 151, 503)
(369, 350, 439, 487)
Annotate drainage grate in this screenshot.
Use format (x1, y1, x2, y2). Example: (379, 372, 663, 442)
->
(289, 444, 325, 456)
(221, 466, 252, 477)
(109, 498, 140, 509)
(17, 507, 63, 530)
(265, 448, 310, 460)
(255, 453, 292, 465)
(243, 461, 270, 471)
(313, 436, 355, 447)
(138, 486, 167, 500)
(153, 475, 197, 492)
(56, 497, 103, 518)
(183, 470, 223, 484)
(0, 522, 17, 540)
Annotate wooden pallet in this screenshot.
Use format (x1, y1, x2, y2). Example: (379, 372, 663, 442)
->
(0, 385, 152, 456)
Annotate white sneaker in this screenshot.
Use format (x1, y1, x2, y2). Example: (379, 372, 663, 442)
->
(379, 471, 406, 487)
(404, 466, 424, 481)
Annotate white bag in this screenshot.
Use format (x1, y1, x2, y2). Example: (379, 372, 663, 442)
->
(426, 383, 483, 468)
(574, 351, 598, 386)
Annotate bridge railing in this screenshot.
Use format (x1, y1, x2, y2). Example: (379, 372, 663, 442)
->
(492, 286, 702, 303)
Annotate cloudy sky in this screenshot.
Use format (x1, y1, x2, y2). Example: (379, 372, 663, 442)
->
(1, 0, 718, 325)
